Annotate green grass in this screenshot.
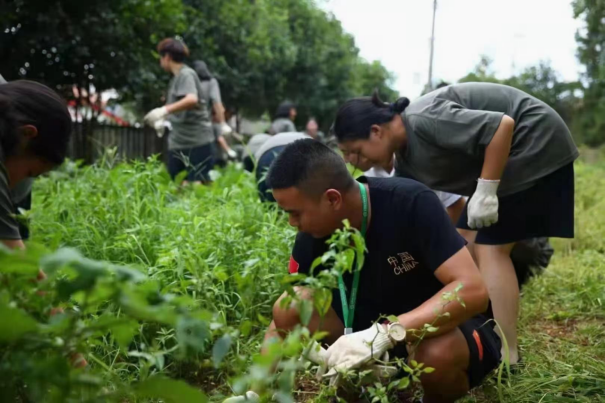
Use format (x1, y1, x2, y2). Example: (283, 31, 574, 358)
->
(465, 160, 605, 403)
(26, 154, 605, 402)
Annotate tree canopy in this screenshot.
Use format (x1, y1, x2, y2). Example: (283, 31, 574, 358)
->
(0, 0, 398, 131)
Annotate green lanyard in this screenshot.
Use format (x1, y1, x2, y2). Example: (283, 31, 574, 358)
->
(339, 181, 368, 335)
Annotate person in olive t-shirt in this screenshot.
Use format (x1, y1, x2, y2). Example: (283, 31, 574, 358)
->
(192, 60, 237, 165)
(332, 83, 578, 365)
(269, 101, 297, 135)
(0, 80, 72, 249)
(144, 38, 215, 183)
(225, 140, 500, 403)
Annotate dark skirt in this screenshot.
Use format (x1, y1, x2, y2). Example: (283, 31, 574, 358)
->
(457, 163, 575, 245)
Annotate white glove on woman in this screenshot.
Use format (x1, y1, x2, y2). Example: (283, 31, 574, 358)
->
(153, 119, 168, 138)
(223, 391, 259, 403)
(144, 106, 168, 126)
(221, 122, 233, 135)
(467, 178, 500, 229)
(324, 324, 394, 372)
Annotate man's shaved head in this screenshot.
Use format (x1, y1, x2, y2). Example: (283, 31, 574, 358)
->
(267, 139, 355, 197)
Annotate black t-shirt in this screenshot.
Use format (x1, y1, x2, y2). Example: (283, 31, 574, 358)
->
(290, 177, 467, 331)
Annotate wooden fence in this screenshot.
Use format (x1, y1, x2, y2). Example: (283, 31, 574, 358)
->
(68, 122, 168, 163)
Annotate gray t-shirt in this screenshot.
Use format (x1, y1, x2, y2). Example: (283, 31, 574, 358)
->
(166, 65, 214, 150)
(270, 118, 296, 135)
(255, 132, 310, 160)
(396, 82, 579, 197)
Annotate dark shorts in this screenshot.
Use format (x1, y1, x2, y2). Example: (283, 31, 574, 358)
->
(459, 314, 502, 388)
(457, 163, 575, 245)
(167, 143, 216, 182)
(388, 314, 501, 389)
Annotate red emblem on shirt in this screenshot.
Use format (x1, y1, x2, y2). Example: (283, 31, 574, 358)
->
(288, 256, 300, 274)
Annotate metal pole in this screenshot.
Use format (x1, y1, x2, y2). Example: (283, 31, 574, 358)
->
(427, 0, 437, 91)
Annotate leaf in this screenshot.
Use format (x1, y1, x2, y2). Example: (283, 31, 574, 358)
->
(257, 313, 270, 326)
(40, 248, 84, 273)
(424, 367, 435, 373)
(387, 315, 399, 323)
(410, 359, 418, 368)
(0, 303, 38, 342)
(398, 377, 410, 389)
(240, 320, 253, 337)
(112, 319, 139, 349)
(313, 288, 332, 317)
(298, 299, 313, 326)
(214, 270, 228, 282)
(426, 326, 439, 333)
(136, 376, 207, 403)
(212, 334, 232, 368)
(176, 316, 210, 353)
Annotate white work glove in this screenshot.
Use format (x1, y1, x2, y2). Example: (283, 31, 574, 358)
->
(153, 119, 169, 138)
(223, 391, 259, 403)
(303, 340, 396, 388)
(144, 106, 168, 126)
(227, 148, 237, 160)
(324, 324, 394, 372)
(467, 178, 500, 229)
(220, 122, 233, 135)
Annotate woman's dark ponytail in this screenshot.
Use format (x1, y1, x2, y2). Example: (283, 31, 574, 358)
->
(391, 97, 410, 114)
(0, 80, 71, 164)
(333, 89, 410, 141)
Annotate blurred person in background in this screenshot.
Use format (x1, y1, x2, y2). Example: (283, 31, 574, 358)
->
(253, 132, 311, 202)
(144, 38, 215, 184)
(269, 102, 297, 134)
(192, 60, 237, 166)
(304, 117, 321, 140)
(242, 133, 272, 173)
(333, 83, 578, 365)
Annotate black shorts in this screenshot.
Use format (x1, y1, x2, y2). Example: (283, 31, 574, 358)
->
(457, 163, 575, 245)
(459, 314, 502, 388)
(167, 143, 216, 182)
(386, 314, 501, 389)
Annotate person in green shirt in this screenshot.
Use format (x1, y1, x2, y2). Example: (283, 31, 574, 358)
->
(144, 38, 215, 184)
(332, 83, 578, 365)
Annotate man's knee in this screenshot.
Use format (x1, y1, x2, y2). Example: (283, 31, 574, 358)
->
(413, 329, 470, 395)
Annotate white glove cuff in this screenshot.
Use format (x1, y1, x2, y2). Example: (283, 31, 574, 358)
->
(370, 330, 394, 356)
(476, 178, 500, 194)
(305, 341, 327, 365)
